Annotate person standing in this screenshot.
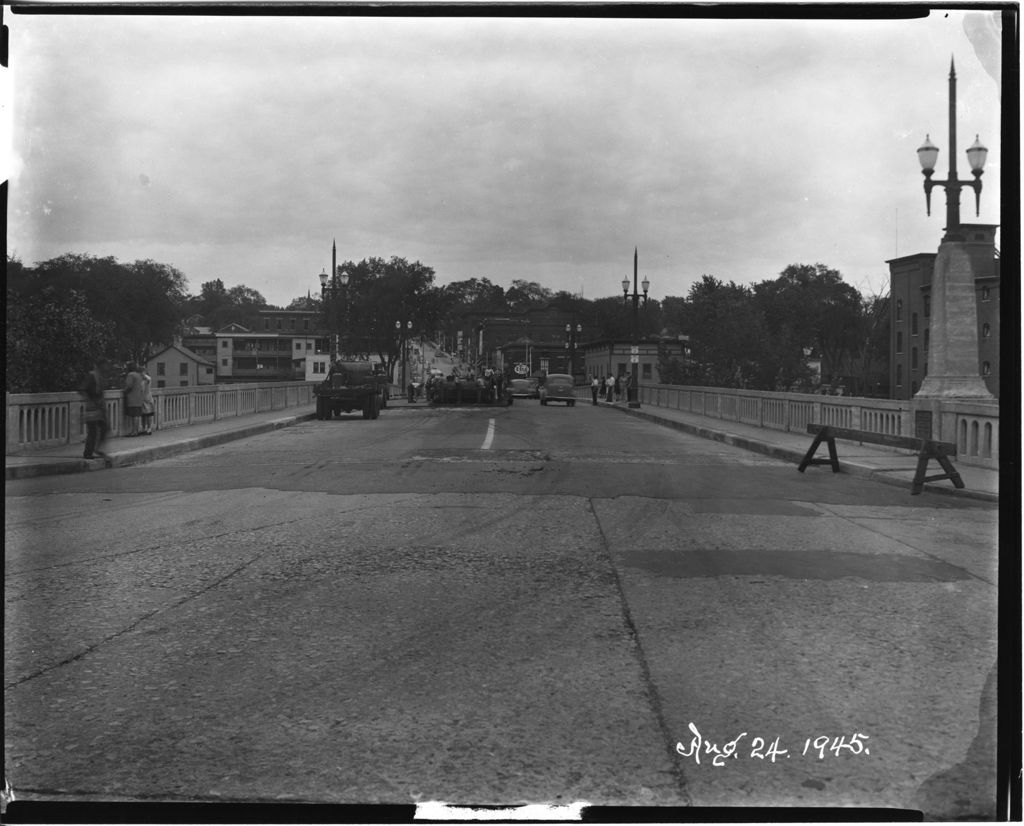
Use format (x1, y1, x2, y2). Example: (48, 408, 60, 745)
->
(613, 373, 621, 402)
(81, 358, 110, 459)
(605, 373, 615, 402)
(124, 363, 144, 436)
(140, 368, 155, 435)
(591, 375, 601, 405)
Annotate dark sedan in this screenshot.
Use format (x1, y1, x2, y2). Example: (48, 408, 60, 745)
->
(509, 378, 540, 399)
(539, 373, 576, 406)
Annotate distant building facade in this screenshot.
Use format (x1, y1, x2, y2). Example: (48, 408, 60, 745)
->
(147, 344, 216, 388)
(466, 305, 590, 379)
(181, 311, 325, 383)
(581, 338, 687, 385)
(887, 224, 999, 400)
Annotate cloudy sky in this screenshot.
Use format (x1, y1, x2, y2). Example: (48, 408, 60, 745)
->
(7, 7, 1004, 308)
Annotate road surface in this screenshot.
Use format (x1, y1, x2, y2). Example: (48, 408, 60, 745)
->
(4, 400, 999, 817)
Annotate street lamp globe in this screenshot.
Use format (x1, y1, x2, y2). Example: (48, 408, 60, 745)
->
(641, 276, 650, 297)
(917, 134, 939, 173)
(621, 277, 629, 295)
(339, 269, 349, 287)
(319, 269, 329, 290)
(966, 135, 988, 173)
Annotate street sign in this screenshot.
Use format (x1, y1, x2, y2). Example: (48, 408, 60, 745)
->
(513, 363, 529, 375)
(631, 355, 639, 364)
(630, 345, 639, 355)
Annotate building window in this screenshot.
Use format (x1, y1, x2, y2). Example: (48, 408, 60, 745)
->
(295, 342, 302, 350)
(911, 313, 918, 335)
(911, 381, 918, 394)
(157, 362, 166, 376)
(306, 342, 312, 350)
(982, 322, 991, 338)
(222, 340, 229, 348)
(911, 347, 918, 370)
(157, 380, 165, 388)
(982, 361, 991, 376)
(896, 331, 903, 354)
(642, 363, 652, 380)
(180, 380, 189, 387)
(896, 364, 903, 386)
(923, 294, 930, 317)
(276, 319, 282, 330)
(222, 358, 228, 367)
(923, 329, 929, 350)
(896, 299, 903, 321)
(179, 363, 189, 376)
(264, 319, 269, 330)
(981, 286, 990, 301)
(290, 319, 296, 330)
(304, 320, 310, 331)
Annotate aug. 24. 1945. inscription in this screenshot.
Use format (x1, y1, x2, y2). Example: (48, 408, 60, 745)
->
(676, 722, 871, 768)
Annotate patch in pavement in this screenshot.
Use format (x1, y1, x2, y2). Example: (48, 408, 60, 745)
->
(619, 547, 974, 583)
(406, 449, 551, 463)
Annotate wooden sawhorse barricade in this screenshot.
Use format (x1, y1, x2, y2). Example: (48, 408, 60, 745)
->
(798, 423, 964, 495)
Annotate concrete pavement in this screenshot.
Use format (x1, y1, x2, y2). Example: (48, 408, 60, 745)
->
(599, 397, 999, 503)
(5, 396, 999, 502)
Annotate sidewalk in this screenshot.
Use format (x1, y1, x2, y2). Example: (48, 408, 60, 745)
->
(598, 398, 999, 504)
(5, 406, 319, 481)
(5, 398, 1000, 502)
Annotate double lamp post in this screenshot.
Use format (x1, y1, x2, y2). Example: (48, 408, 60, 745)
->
(916, 58, 988, 241)
(621, 247, 650, 408)
(319, 266, 349, 363)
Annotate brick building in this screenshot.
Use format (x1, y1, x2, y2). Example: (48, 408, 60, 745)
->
(887, 224, 999, 400)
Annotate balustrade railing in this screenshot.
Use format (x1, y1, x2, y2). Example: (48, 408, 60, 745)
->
(635, 383, 999, 469)
(7, 381, 316, 455)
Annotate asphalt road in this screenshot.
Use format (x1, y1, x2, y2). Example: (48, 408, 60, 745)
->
(4, 400, 999, 817)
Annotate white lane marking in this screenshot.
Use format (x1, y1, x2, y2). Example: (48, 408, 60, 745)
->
(481, 418, 496, 450)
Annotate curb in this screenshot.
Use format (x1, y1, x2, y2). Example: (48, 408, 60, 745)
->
(5, 413, 317, 481)
(611, 404, 998, 504)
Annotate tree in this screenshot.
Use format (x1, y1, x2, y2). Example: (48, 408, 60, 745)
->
(442, 278, 506, 313)
(189, 279, 269, 330)
(676, 275, 762, 388)
(6, 286, 115, 393)
(505, 279, 553, 312)
(286, 294, 321, 311)
(331, 257, 441, 378)
(14, 253, 188, 367)
(847, 292, 891, 396)
(753, 264, 863, 389)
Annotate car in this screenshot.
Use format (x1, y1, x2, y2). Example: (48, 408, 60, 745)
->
(539, 373, 576, 406)
(509, 378, 539, 399)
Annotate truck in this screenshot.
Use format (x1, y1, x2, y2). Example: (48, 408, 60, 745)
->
(314, 361, 389, 420)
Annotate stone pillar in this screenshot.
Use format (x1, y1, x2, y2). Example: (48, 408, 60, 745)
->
(915, 239, 995, 400)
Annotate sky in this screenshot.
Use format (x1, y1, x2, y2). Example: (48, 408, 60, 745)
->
(5, 6, 1006, 308)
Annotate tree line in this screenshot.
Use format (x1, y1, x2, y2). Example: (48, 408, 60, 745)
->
(6, 253, 889, 395)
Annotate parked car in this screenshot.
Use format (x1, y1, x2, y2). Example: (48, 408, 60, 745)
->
(509, 378, 539, 399)
(539, 373, 576, 406)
